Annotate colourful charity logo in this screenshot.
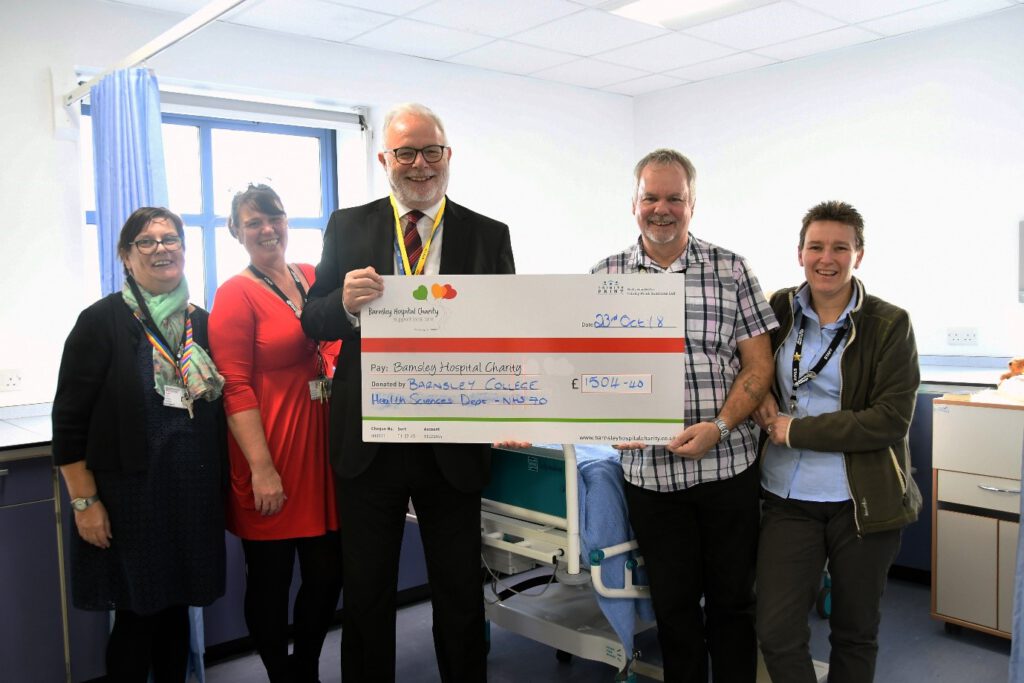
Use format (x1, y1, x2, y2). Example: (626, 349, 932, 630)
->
(413, 283, 458, 300)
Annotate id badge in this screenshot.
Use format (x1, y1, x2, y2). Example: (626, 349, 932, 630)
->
(164, 385, 188, 410)
(308, 377, 332, 402)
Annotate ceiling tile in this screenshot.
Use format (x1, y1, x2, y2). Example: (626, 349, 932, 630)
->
(665, 52, 776, 81)
(602, 73, 689, 95)
(860, 0, 1013, 36)
(509, 8, 668, 56)
(792, 0, 941, 23)
(110, 0, 210, 13)
(348, 18, 495, 59)
(594, 31, 736, 71)
(320, 0, 435, 15)
(531, 58, 652, 88)
(448, 40, 577, 74)
(407, 0, 583, 38)
(230, 0, 393, 42)
(683, 1, 844, 50)
(754, 24, 879, 60)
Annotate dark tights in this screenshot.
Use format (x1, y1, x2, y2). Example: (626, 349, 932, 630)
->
(242, 532, 342, 683)
(105, 605, 190, 683)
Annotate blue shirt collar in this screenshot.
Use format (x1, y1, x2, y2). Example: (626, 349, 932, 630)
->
(794, 282, 859, 329)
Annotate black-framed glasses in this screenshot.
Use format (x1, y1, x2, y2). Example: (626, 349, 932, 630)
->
(387, 145, 448, 165)
(132, 236, 183, 254)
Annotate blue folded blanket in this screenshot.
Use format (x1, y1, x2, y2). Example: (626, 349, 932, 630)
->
(572, 444, 655, 654)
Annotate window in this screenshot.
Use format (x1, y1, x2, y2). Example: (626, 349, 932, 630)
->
(81, 109, 339, 308)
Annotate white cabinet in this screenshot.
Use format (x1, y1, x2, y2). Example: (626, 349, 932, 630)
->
(931, 398, 1024, 638)
(999, 521, 1019, 634)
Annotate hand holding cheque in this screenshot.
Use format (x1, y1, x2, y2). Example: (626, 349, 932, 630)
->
(343, 266, 385, 314)
(359, 274, 686, 444)
(613, 420, 722, 458)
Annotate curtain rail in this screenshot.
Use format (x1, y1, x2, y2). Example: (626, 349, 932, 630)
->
(62, 0, 250, 107)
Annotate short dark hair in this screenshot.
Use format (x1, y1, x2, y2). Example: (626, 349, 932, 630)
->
(117, 207, 184, 275)
(800, 200, 865, 249)
(228, 184, 285, 238)
(633, 149, 696, 206)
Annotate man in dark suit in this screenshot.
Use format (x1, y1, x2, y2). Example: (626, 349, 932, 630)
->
(302, 102, 515, 682)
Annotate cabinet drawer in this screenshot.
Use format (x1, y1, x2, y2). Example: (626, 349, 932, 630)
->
(0, 455, 55, 507)
(937, 470, 1021, 514)
(933, 402, 1024, 479)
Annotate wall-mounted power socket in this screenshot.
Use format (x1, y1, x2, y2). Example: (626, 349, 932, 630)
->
(946, 327, 979, 346)
(0, 369, 22, 392)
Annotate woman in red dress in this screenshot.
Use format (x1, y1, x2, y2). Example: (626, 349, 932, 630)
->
(209, 184, 341, 683)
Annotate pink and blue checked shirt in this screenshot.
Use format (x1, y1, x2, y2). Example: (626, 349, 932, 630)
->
(591, 235, 778, 492)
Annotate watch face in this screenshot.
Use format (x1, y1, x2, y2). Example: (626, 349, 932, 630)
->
(72, 500, 86, 511)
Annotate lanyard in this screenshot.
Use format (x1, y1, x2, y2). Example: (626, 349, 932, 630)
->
(248, 264, 331, 382)
(248, 264, 307, 318)
(789, 314, 849, 413)
(127, 276, 192, 389)
(390, 194, 445, 275)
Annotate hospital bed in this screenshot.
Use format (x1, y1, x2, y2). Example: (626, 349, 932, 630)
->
(480, 444, 662, 682)
(478, 444, 829, 683)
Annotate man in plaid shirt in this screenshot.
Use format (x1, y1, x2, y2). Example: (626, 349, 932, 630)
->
(592, 149, 777, 682)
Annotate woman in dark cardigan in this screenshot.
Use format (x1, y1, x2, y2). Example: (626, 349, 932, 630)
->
(53, 207, 227, 683)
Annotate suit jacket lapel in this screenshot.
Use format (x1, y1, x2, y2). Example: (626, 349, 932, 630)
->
(370, 198, 396, 275)
(439, 197, 468, 274)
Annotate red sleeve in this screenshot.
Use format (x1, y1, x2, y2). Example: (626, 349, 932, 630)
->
(299, 263, 341, 377)
(209, 277, 261, 416)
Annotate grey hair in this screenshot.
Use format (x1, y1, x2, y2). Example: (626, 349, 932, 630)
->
(633, 149, 696, 206)
(381, 103, 447, 147)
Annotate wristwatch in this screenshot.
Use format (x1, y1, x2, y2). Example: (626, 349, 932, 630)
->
(70, 495, 100, 512)
(712, 418, 730, 443)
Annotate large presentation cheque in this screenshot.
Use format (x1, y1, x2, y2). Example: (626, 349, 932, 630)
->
(361, 274, 685, 444)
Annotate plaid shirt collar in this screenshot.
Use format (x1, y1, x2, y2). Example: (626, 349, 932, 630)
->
(629, 234, 708, 273)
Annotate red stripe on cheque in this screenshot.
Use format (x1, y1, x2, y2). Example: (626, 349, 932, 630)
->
(362, 337, 685, 353)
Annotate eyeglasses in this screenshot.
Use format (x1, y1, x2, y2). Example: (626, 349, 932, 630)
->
(387, 145, 448, 165)
(131, 236, 183, 254)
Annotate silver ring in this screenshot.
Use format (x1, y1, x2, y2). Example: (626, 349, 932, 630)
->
(767, 425, 774, 433)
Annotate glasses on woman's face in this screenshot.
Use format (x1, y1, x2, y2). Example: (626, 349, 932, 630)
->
(131, 235, 183, 254)
(387, 145, 448, 165)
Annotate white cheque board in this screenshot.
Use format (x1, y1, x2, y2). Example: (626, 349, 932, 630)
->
(360, 274, 685, 444)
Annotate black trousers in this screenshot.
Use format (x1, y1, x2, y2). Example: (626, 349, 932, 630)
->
(755, 492, 901, 683)
(624, 463, 760, 683)
(338, 444, 486, 683)
(241, 532, 343, 683)
(105, 605, 189, 683)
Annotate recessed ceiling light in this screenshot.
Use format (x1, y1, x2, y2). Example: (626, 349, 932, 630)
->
(611, 0, 776, 30)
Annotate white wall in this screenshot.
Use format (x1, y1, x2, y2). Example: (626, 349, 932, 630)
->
(5, 2, 1021, 407)
(634, 6, 1024, 357)
(0, 0, 635, 406)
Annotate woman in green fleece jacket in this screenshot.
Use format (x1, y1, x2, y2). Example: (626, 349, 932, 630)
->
(752, 200, 921, 683)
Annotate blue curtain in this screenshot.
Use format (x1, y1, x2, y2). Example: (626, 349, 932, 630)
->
(91, 70, 211, 682)
(1010, 430, 1024, 683)
(90, 68, 168, 295)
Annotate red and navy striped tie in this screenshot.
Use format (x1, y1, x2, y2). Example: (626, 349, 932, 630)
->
(403, 210, 424, 272)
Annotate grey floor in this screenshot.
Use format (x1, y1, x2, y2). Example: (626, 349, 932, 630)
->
(205, 578, 1010, 682)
